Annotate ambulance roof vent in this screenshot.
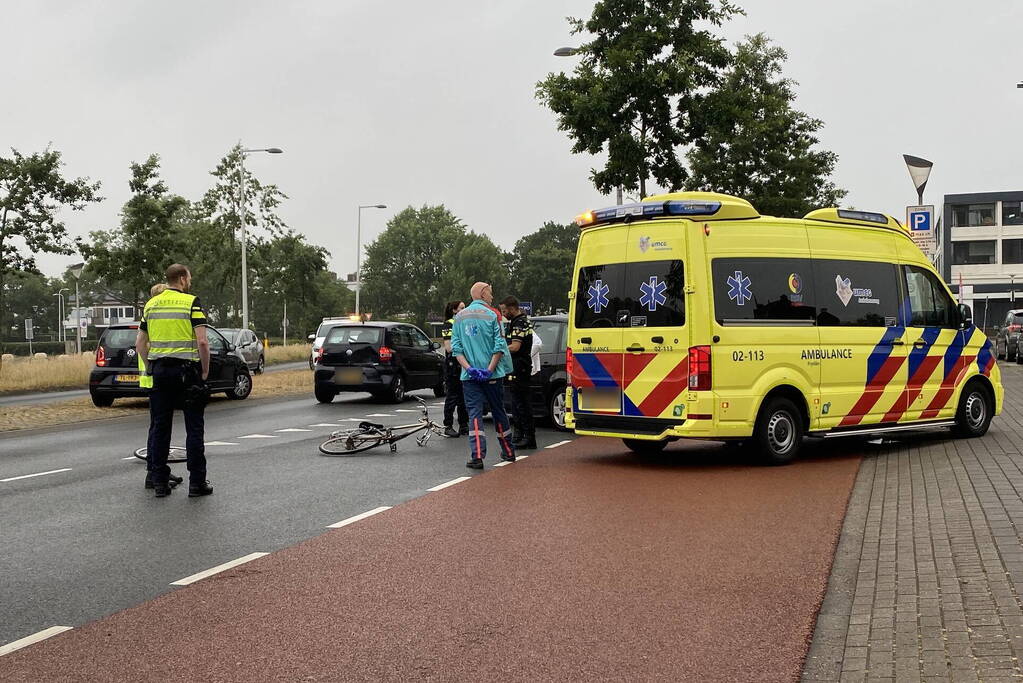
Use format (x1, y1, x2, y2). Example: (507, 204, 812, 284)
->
(574, 191, 759, 228)
(804, 208, 905, 232)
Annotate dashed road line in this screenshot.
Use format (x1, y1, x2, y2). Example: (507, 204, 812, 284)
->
(327, 506, 392, 528)
(1, 468, 72, 483)
(365, 413, 395, 417)
(517, 455, 529, 460)
(170, 552, 269, 586)
(395, 409, 417, 413)
(275, 428, 312, 433)
(545, 440, 573, 449)
(427, 476, 471, 492)
(0, 626, 73, 657)
(238, 434, 276, 439)
(308, 423, 338, 427)
(205, 441, 240, 446)
(493, 461, 511, 467)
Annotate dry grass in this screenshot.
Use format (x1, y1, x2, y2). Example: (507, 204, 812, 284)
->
(0, 368, 313, 433)
(266, 344, 311, 365)
(0, 354, 93, 394)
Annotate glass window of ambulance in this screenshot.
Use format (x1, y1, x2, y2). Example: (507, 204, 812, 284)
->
(575, 261, 684, 329)
(903, 266, 955, 329)
(711, 258, 817, 324)
(810, 260, 900, 327)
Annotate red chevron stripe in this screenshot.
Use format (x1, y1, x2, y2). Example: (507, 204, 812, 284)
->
(623, 353, 657, 389)
(839, 355, 906, 427)
(881, 354, 942, 423)
(636, 357, 689, 417)
(919, 355, 976, 420)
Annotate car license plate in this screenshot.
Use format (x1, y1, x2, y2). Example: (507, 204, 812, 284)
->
(115, 374, 139, 383)
(334, 367, 363, 385)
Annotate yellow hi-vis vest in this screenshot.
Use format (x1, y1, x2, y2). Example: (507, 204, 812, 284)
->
(141, 289, 205, 362)
(138, 353, 153, 388)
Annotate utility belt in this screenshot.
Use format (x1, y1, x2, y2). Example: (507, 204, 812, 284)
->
(152, 357, 199, 369)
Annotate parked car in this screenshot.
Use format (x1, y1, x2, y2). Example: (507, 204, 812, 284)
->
(89, 324, 253, 407)
(313, 321, 445, 403)
(218, 328, 265, 374)
(996, 309, 1023, 362)
(502, 314, 570, 431)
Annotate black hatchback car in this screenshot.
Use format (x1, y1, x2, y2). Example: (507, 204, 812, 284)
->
(313, 321, 444, 403)
(89, 323, 253, 407)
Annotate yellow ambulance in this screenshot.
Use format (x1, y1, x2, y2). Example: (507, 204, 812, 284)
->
(565, 192, 1002, 464)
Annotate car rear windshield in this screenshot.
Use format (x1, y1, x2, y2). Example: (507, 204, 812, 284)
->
(324, 326, 383, 345)
(102, 328, 138, 348)
(1014, 315, 1023, 325)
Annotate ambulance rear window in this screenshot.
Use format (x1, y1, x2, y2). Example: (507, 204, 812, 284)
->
(575, 260, 684, 328)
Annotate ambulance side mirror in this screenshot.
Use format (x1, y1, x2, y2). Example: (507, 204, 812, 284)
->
(958, 304, 973, 329)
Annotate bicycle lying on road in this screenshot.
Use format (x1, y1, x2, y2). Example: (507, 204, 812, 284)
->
(319, 396, 447, 456)
(134, 446, 187, 463)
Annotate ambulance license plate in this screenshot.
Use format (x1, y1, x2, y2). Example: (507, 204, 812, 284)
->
(577, 387, 621, 412)
(115, 374, 139, 383)
(334, 368, 363, 385)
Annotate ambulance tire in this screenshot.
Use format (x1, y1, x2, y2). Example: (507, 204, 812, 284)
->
(754, 397, 804, 466)
(952, 381, 993, 438)
(622, 439, 668, 456)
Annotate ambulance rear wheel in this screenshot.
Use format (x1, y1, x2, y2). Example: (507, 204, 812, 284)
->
(622, 439, 668, 456)
(754, 397, 803, 466)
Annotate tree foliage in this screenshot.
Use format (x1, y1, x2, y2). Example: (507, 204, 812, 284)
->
(436, 232, 510, 306)
(686, 34, 847, 216)
(536, 0, 742, 198)
(508, 222, 579, 314)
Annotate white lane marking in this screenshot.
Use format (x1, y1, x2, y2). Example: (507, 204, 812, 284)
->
(205, 441, 240, 446)
(275, 428, 312, 433)
(238, 434, 276, 439)
(545, 440, 573, 449)
(340, 418, 364, 422)
(517, 455, 529, 460)
(395, 409, 417, 413)
(170, 552, 269, 586)
(0, 626, 73, 657)
(1, 468, 72, 483)
(309, 423, 338, 427)
(327, 506, 392, 528)
(365, 413, 395, 417)
(122, 456, 138, 460)
(427, 476, 471, 492)
(493, 461, 511, 467)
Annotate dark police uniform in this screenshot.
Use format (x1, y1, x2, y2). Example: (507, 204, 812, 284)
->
(140, 288, 209, 489)
(506, 312, 535, 445)
(441, 318, 468, 434)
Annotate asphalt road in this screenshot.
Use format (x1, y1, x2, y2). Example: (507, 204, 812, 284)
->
(0, 385, 571, 646)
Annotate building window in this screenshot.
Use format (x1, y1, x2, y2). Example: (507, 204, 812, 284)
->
(952, 240, 997, 265)
(1005, 201, 1023, 226)
(951, 203, 995, 227)
(1005, 240, 1023, 264)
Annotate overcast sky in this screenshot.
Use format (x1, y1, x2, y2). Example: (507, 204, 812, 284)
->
(5, 0, 1022, 279)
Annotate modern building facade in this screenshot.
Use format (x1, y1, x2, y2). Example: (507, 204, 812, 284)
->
(943, 190, 1023, 330)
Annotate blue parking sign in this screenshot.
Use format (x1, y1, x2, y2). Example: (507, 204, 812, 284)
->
(519, 301, 533, 315)
(909, 210, 931, 232)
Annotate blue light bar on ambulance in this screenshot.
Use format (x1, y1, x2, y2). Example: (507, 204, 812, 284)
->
(575, 200, 722, 227)
(836, 209, 888, 224)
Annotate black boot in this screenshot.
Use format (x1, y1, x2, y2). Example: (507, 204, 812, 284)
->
(145, 473, 183, 489)
(188, 480, 214, 497)
(513, 435, 537, 450)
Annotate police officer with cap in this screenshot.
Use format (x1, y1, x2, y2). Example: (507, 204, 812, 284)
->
(499, 295, 536, 449)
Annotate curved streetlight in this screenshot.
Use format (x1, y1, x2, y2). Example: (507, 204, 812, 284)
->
(355, 204, 388, 315)
(238, 146, 284, 330)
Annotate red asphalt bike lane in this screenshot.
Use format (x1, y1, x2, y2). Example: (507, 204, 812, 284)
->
(0, 438, 861, 682)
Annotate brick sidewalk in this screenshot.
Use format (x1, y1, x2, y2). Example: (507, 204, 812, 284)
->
(804, 366, 1023, 683)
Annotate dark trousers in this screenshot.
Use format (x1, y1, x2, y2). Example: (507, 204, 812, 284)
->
(462, 378, 514, 461)
(147, 362, 206, 485)
(509, 374, 535, 440)
(443, 366, 468, 430)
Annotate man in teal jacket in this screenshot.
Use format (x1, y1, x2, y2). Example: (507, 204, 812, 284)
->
(451, 281, 516, 469)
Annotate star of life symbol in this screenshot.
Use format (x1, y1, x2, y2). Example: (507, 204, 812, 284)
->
(727, 270, 752, 306)
(587, 279, 610, 313)
(639, 276, 667, 311)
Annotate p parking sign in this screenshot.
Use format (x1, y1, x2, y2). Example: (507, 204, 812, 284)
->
(906, 205, 936, 254)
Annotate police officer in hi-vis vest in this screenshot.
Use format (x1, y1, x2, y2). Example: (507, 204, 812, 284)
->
(136, 264, 214, 498)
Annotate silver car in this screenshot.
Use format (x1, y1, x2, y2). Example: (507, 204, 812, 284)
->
(218, 328, 265, 374)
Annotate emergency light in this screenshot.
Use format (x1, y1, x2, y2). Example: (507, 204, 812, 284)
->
(575, 200, 722, 227)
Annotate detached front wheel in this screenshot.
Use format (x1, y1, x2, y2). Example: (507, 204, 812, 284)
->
(754, 397, 803, 465)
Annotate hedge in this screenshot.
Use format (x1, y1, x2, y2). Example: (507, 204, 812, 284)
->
(0, 341, 98, 356)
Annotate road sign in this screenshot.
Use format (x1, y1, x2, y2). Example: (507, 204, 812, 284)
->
(520, 301, 533, 315)
(906, 205, 936, 254)
(24, 318, 33, 340)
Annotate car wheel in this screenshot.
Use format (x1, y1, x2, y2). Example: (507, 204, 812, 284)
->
(548, 384, 568, 431)
(309, 357, 314, 371)
(753, 397, 804, 465)
(623, 438, 668, 455)
(91, 393, 114, 408)
(255, 355, 265, 374)
(952, 381, 993, 438)
(1009, 343, 1018, 363)
(390, 374, 406, 403)
(315, 386, 335, 404)
(227, 370, 252, 400)
(997, 340, 1006, 360)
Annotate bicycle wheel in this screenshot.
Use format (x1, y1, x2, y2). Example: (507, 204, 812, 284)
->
(318, 429, 391, 456)
(134, 446, 188, 463)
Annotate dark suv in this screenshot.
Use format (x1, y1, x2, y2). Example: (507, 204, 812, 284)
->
(313, 321, 444, 403)
(507, 314, 570, 430)
(996, 309, 1023, 362)
(89, 323, 253, 407)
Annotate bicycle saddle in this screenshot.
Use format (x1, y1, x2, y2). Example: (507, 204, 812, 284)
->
(359, 421, 386, 431)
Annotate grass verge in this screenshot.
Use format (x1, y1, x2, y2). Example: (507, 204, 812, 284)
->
(265, 344, 311, 365)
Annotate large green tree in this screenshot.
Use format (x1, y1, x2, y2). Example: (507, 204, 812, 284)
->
(536, 0, 742, 198)
(2, 270, 62, 341)
(436, 232, 511, 306)
(0, 148, 101, 359)
(360, 205, 466, 326)
(81, 155, 189, 307)
(509, 222, 579, 314)
(686, 34, 847, 216)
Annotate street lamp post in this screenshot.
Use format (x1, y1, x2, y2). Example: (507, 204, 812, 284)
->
(69, 263, 85, 354)
(237, 146, 283, 331)
(355, 204, 387, 316)
(54, 288, 68, 343)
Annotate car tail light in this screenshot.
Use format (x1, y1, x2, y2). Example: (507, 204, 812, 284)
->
(565, 348, 574, 386)
(96, 346, 107, 367)
(315, 347, 324, 364)
(378, 346, 394, 363)
(688, 345, 711, 391)
(1011, 324, 1021, 333)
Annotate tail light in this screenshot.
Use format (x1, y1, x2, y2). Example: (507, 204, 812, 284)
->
(378, 346, 394, 363)
(315, 347, 324, 364)
(96, 346, 107, 367)
(688, 345, 712, 391)
(565, 348, 574, 386)
(1011, 324, 1021, 333)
